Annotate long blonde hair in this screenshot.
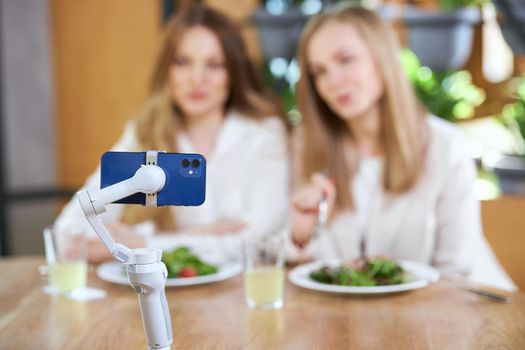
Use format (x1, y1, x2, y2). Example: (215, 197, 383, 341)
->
(121, 5, 283, 229)
(296, 6, 428, 212)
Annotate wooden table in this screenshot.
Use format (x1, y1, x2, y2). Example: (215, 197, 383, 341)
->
(1, 257, 524, 349)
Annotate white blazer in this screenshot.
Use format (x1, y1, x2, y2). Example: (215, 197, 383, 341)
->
(54, 112, 290, 262)
(291, 117, 516, 291)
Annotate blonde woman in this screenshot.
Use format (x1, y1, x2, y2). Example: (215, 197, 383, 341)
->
(55, 5, 289, 263)
(290, 6, 515, 290)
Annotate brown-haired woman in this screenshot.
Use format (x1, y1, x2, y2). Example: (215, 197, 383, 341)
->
(289, 6, 515, 290)
(55, 5, 289, 263)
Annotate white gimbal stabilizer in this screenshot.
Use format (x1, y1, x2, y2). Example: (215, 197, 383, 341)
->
(77, 151, 172, 350)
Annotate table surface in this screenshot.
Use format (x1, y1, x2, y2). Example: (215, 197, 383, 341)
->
(0, 256, 524, 350)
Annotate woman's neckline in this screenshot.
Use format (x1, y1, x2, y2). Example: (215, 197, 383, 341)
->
(178, 112, 239, 161)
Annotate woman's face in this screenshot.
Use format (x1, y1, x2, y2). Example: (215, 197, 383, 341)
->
(170, 26, 229, 120)
(307, 21, 384, 121)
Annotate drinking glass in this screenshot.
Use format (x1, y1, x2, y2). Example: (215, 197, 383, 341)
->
(43, 226, 105, 300)
(242, 234, 285, 309)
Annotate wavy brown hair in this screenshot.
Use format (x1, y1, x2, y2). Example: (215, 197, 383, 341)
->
(121, 5, 283, 229)
(296, 6, 428, 212)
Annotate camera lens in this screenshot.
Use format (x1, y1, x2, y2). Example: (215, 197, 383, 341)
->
(191, 159, 200, 168)
(181, 159, 190, 168)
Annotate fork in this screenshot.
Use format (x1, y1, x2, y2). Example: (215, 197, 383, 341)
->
(457, 285, 512, 303)
(443, 278, 512, 303)
(314, 192, 329, 240)
(314, 192, 345, 261)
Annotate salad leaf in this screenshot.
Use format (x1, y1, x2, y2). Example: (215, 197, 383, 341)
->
(161, 246, 218, 278)
(309, 257, 409, 286)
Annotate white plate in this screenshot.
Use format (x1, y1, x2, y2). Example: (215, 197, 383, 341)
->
(288, 259, 440, 294)
(96, 261, 242, 287)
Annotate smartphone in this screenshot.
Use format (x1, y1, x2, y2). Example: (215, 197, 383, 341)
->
(100, 151, 206, 206)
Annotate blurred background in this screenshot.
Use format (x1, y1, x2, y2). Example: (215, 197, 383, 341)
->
(0, 0, 524, 287)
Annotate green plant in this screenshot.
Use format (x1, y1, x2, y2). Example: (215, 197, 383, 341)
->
(440, 0, 489, 11)
(498, 77, 525, 156)
(401, 49, 485, 122)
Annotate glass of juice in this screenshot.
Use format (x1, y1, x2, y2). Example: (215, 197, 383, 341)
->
(242, 234, 285, 309)
(43, 226, 88, 297)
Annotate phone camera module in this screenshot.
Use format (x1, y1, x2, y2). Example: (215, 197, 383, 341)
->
(181, 159, 190, 168)
(191, 159, 200, 168)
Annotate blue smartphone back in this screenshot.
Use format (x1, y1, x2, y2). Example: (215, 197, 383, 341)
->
(100, 151, 206, 206)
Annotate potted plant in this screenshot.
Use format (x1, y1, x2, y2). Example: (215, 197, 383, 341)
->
(403, 0, 486, 71)
(483, 77, 525, 195)
(492, 0, 525, 54)
(251, 0, 373, 60)
(251, 1, 312, 60)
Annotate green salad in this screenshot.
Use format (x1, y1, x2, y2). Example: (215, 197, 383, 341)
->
(309, 257, 409, 286)
(161, 246, 218, 278)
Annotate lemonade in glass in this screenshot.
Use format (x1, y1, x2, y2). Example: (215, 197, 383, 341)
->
(243, 234, 285, 309)
(43, 226, 88, 294)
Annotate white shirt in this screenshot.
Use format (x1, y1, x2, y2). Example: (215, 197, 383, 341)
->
(54, 112, 289, 262)
(291, 117, 516, 291)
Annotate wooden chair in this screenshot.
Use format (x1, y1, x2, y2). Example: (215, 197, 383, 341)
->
(481, 195, 525, 290)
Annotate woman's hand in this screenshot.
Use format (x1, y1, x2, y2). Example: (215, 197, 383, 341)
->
(291, 173, 336, 249)
(87, 222, 146, 263)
